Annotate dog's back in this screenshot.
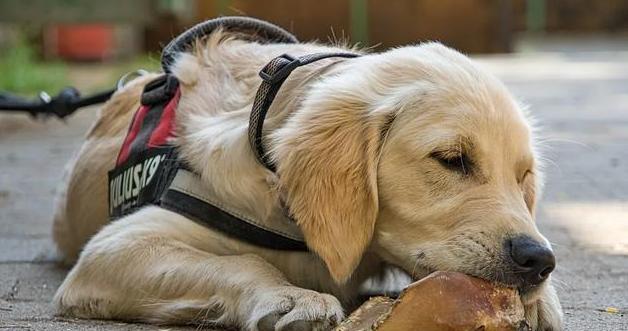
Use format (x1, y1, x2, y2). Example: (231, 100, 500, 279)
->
(52, 32, 350, 263)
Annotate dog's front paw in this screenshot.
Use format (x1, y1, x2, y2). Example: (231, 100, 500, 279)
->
(250, 286, 344, 331)
(524, 283, 563, 331)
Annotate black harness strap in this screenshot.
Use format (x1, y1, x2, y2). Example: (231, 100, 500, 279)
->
(248, 52, 360, 172)
(106, 18, 365, 252)
(160, 170, 308, 251)
(107, 50, 365, 251)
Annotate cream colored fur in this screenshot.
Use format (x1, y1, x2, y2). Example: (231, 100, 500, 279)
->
(53, 32, 562, 330)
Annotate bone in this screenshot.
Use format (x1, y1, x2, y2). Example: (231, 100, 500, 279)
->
(336, 271, 529, 331)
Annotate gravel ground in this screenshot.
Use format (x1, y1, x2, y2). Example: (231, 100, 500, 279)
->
(1, 37, 627, 330)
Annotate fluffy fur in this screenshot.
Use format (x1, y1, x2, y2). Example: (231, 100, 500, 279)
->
(52, 32, 562, 330)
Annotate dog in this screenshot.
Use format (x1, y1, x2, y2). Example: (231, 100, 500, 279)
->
(52, 31, 563, 330)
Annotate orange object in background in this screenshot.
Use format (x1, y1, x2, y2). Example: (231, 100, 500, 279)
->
(49, 24, 113, 61)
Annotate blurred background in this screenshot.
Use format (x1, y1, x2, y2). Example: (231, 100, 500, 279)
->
(0, 1, 627, 330)
(1, 0, 628, 94)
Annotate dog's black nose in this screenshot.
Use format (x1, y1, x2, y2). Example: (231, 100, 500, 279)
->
(508, 236, 555, 286)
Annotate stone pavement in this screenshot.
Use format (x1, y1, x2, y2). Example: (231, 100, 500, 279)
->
(1, 37, 627, 330)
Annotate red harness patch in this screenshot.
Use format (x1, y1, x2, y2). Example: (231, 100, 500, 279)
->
(116, 88, 180, 165)
(108, 75, 181, 219)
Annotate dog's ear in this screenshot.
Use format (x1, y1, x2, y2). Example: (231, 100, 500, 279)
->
(272, 98, 387, 283)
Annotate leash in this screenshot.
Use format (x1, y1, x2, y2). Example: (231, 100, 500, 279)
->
(0, 88, 115, 119)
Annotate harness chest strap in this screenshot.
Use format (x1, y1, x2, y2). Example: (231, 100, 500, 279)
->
(160, 169, 307, 251)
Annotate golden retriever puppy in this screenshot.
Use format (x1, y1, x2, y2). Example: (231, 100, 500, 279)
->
(52, 32, 562, 330)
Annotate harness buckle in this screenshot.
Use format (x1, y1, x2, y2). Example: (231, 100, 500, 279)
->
(141, 75, 180, 106)
(259, 54, 301, 84)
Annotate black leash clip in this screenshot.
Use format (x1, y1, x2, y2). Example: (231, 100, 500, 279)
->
(0, 86, 115, 119)
(35, 87, 82, 119)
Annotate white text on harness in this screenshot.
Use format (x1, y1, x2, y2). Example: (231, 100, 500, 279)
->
(109, 154, 166, 214)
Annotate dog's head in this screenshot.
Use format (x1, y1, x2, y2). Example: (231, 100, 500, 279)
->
(272, 42, 554, 299)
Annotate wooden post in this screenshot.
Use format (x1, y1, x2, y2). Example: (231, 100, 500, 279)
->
(350, 0, 368, 45)
(526, 0, 546, 33)
(215, 0, 231, 16)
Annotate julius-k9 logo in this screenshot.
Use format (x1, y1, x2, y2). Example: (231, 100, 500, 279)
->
(108, 148, 174, 218)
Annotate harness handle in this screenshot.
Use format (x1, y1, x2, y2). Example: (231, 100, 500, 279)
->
(161, 16, 299, 73)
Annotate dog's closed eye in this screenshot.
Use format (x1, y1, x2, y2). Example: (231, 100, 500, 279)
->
(518, 169, 533, 184)
(430, 150, 472, 175)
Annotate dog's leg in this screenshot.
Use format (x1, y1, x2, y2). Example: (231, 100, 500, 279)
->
(524, 280, 563, 330)
(54, 207, 343, 330)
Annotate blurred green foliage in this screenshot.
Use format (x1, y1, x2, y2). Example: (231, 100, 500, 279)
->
(0, 36, 68, 96)
(0, 34, 161, 97)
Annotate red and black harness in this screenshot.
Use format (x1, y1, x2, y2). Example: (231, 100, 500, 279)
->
(108, 75, 181, 219)
(110, 17, 359, 252)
